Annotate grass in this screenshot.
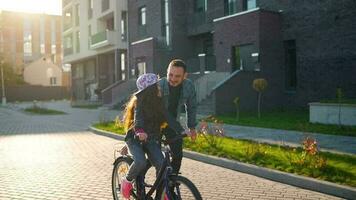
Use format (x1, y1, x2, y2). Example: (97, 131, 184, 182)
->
(92, 122, 356, 187)
(24, 107, 66, 115)
(71, 104, 102, 109)
(94, 121, 125, 133)
(212, 109, 356, 137)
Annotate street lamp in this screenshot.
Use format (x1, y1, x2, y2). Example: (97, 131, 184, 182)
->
(1, 60, 6, 106)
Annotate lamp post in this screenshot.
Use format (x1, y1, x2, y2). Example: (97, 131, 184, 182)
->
(1, 62, 6, 106)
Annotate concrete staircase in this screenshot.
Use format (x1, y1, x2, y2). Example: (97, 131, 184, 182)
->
(197, 94, 215, 116)
(194, 71, 229, 115)
(101, 79, 136, 108)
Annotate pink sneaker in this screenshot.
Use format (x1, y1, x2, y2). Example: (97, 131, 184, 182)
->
(120, 177, 133, 199)
(164, 193, 169, 200)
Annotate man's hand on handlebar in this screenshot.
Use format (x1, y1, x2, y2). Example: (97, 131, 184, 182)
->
(185, 128, 197, 141)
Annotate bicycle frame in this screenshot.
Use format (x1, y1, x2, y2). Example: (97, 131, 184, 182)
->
(134, 147, 172, 200)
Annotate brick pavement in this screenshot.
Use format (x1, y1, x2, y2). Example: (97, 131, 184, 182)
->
(0, 102, 344, 199)
(0, 132, 343, 200)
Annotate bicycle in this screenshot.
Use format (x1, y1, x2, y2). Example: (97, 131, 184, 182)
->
(112, 134, 202, 200)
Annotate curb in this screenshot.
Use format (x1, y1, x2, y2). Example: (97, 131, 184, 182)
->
(89, 126, 356, 200)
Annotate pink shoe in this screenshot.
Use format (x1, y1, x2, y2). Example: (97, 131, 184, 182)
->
(120, 177, 133, 199)
(164, 192, 169, 200)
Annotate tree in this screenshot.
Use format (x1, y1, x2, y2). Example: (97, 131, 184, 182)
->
(0, 61, 25, 88)
(252, 78, 268, 119)
(233, 97, 240, 121)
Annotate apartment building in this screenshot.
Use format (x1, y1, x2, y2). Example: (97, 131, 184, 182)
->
(0, 10, 62, 78)
(126, 0, 356, 114)
(62, 0, 128, 102)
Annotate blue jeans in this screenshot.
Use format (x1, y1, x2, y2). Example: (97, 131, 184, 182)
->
(125, 138, 164, 181)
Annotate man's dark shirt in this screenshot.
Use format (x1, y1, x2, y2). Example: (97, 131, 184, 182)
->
(168, 84, 182, 119)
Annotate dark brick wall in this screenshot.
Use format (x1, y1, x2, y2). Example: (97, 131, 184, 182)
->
(258, 0, 356, 106)
(215, 71, 260, 114)
(214, 10, 285, 114)
(215, 1, 356, 113)
(128, 0, 356, 113)
(214, 10, 260, 72)
(128, 0, 163, 42)
(130, 38, 155, 75)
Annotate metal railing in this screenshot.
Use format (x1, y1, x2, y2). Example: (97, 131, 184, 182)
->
(91, 30, 108, 45)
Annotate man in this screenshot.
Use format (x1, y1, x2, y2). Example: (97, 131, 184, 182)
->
(158, 59, 197, 174)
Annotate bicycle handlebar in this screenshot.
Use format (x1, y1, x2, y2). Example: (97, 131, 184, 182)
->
(162, 133, 188, 145)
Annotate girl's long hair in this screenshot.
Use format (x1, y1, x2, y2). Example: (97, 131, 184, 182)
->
(123, 84, 166, 132)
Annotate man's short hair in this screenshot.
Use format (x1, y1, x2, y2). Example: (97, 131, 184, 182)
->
(168, 59, 187, 73)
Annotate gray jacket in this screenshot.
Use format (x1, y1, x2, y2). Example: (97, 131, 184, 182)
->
(158, 77, 197, 129)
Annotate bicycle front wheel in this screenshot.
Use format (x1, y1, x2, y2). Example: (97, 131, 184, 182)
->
(112, 156, 133, 200)
(164, 175, 202, 200)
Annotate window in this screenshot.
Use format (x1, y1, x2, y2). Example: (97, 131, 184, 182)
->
(121, 11, 127, 41)
(139, 7, 146, 26)
(284, 40, 297, 91)
(76, 31, 80, 53)
(106, 17, 114, 31)
(121, 53, 126, 80)
(138, 7, 147, 37)
(232, 44, 257, 71)
(49, 77, 57, 85)
(51, 19, 56, 55)
(64, 9, 72, 30)
(88, 25, 91, 48)
(88, 0, 93, 19)
(23, 18, 32, 56)
(137, 62, 146, 76)
(75, 4, 80, 26)
(40, 17, 45, 54)
(247, 0, 256, 10)
(224, 0, 237, 16)
(64, 34, 73, 56)
(194, 0, 207, 12)
(243, 0, 256, 11)
(162, 0, 170, 46)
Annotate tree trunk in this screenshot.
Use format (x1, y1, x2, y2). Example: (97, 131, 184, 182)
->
(258, 92, 261, 119)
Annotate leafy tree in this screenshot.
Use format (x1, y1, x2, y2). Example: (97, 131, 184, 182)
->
(252, 78, 268, 119)
(0, 61, 25, 88)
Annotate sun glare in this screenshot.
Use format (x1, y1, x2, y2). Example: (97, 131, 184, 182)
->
(0, 0, 61, 15)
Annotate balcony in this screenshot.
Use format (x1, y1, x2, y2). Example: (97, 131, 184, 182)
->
(90, 30, 116, 50)
(63, 22, 72, 32)
(64, 47, 73, 56)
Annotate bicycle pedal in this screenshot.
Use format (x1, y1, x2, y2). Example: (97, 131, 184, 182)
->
(144, 183, 153, 187)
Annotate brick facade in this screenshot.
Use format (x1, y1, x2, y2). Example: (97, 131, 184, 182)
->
(128, 0, 356, 114)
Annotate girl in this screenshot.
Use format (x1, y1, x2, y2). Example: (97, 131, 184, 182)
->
(120, 73, 185, 198)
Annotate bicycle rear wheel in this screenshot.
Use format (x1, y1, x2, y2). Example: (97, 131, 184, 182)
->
(112, 156, 133, 200)
(163, 175, 202, 200)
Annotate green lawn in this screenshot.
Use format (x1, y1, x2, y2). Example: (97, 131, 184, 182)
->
(93, 122, 356, 187)
(71, 104, 102, 109)
(24, 107, 66, 115)
(212, 109, 356, 137)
